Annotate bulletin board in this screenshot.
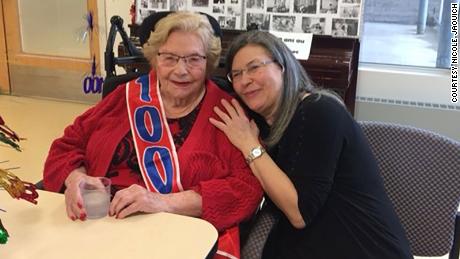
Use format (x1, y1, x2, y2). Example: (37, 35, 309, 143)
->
(135, 0, 363, 37)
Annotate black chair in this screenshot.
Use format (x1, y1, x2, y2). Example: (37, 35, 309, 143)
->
(102, 15, 149, 98)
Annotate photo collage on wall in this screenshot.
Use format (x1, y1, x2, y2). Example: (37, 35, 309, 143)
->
(136, 0, 362, 37)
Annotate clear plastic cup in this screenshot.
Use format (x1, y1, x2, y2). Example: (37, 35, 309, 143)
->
(80, 177, 111, 219)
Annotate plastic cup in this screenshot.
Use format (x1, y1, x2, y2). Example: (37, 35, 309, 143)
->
(80, 177, 111, 219)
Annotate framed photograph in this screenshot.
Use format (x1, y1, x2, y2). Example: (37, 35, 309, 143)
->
(320, 0, 338, 14)
(271, 15, 295, 32)
(302, 17, 325, 34)
(339, 5, 360, 18)
(192, 0, 209, 7)
(149, 0, 167, 9)
(212, 5, 225, 13)
(332, 18, 359, 37)
(294, 0, 317, 14)
(267, 0, 291, 13)
(171, 0, 187, 11)
(227, 5, 242, 16)
(246, 0, 264, 10)
(246, 13, 271, 30)
(218, 16, 237, 29)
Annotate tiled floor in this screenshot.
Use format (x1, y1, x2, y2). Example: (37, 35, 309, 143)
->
(0, 95, 91, 183)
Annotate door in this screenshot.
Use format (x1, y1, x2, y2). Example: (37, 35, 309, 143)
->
(2, 0, 101, 103)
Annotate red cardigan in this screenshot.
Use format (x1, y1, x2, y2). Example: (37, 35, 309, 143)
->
(43, 79, 263, 231)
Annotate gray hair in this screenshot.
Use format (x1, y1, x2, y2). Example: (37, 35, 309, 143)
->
(143, 11, 221, 76)
(226, 30, 317, 147)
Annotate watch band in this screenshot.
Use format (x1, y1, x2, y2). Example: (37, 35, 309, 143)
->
(245, 146, 266, 164)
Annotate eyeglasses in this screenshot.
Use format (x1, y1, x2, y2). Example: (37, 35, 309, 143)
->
(227, 60, 275, 83)
(157, 52, 207, 67)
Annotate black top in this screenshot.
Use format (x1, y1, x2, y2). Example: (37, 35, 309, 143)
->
(262, 94, 412, 259)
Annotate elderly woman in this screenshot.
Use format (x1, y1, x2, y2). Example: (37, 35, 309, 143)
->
(43, 12, 262, 259)
(210, 31, 412, 258)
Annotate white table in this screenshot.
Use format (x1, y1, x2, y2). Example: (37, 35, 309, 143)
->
(0, 190, 218, 259)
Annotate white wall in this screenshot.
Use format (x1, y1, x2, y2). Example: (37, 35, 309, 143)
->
(355, 64, 460, 141)
(356, 64, 452, 105)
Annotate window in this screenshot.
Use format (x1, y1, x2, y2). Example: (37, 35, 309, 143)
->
(359, 0, 454, 69)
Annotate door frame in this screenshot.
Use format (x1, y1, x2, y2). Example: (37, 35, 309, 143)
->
(0, 1, 9, 94)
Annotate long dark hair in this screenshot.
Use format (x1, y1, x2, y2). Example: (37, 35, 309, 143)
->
(225, 31, 316, 147)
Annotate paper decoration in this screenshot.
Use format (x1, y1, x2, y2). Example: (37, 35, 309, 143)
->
(0, 219, 8, 244)
(79, 11, 104, 95)
(0, 116, 24, 152)
(83, 56, 104, 94)
(0, 166, 38, 205)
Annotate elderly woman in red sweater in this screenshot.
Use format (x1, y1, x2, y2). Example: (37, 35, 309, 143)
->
(43, 12, 262, 259)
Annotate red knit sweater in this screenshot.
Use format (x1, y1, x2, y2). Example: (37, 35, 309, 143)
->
(43, 79, 263, 231)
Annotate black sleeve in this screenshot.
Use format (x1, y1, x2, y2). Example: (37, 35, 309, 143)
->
(280, 96, 348, 225)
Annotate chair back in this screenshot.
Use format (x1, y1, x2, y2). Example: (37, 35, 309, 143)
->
(359, 121, 460, 257)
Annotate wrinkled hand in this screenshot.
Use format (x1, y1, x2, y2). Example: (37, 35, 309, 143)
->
(64, 168, 101, 221)
(109, 184, 167, 219)
(209, 99, 261, 154)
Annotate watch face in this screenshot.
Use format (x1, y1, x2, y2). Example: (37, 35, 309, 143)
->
(253, 148, 262, 156)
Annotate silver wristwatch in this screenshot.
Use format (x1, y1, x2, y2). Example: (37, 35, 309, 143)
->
(245, 146, 266, 164)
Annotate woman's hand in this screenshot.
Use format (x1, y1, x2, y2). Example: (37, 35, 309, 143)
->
(209, 99, 261, 154)
(109, 184, 168, 219)
(64, 167, 99, 221)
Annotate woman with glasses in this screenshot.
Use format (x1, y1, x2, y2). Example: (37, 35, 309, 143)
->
(210, 31, 412, 258)
(43, 12, 263, 259)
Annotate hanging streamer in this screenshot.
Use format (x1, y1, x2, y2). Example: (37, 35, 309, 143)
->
(83, 56, 104, 94)
(78, 11, 94, 43)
